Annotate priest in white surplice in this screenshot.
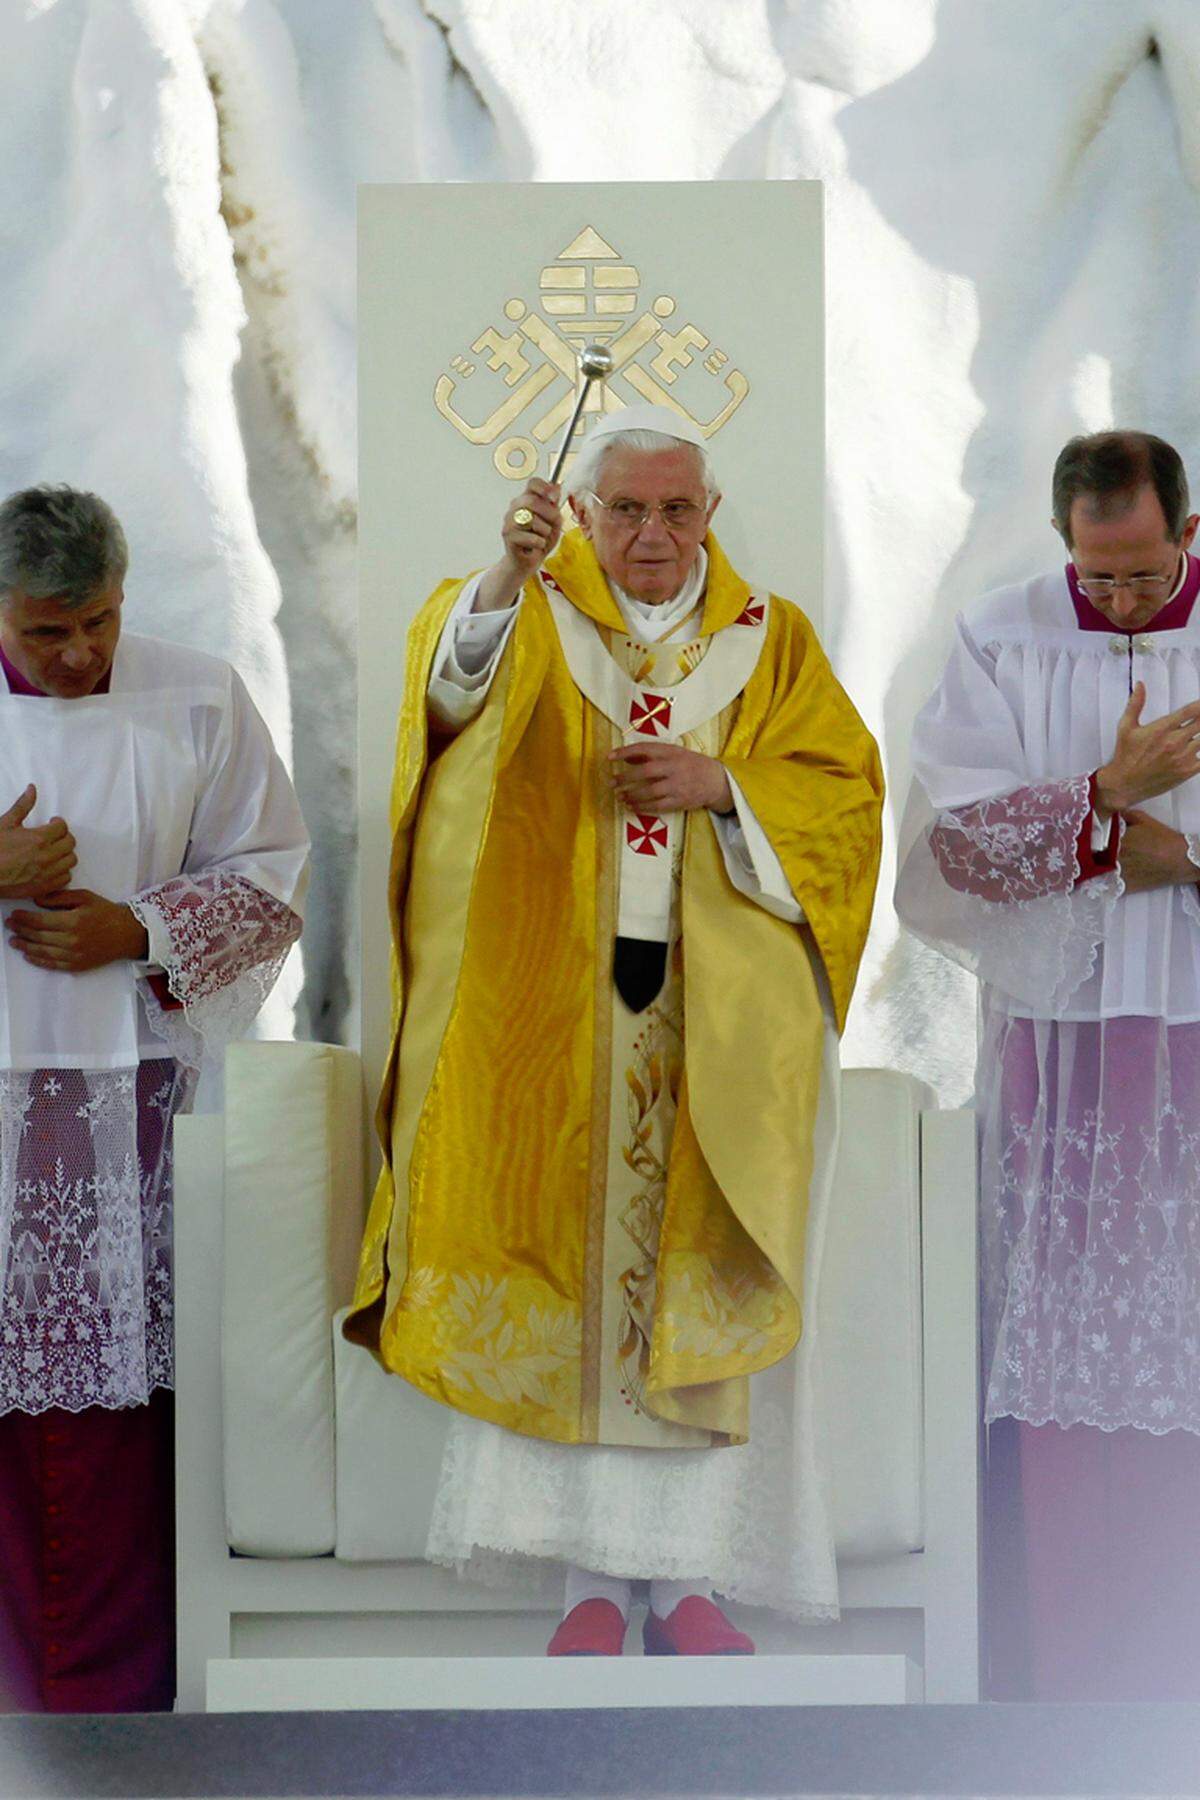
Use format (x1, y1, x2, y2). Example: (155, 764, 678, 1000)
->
(0, 485, 310, 1712)
(347, 406, 883, 1655)
(897, 430, 1200, 1700)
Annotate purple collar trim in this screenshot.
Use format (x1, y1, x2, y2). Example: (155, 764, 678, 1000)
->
(0, 646, 111, 696)
(0, 646, 46, 695)
(1067, 552, 1200, 634)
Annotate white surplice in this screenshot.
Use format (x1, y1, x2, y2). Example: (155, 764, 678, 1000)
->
(0, 633, 310, 1413)
(896, 566, 1200, 1435)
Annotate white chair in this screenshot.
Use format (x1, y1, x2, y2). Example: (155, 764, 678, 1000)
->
(174, 1042, 978, 1711)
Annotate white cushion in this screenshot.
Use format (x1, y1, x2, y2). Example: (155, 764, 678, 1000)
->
(818, 1068, 928, 1560)
(333, 1307, 451, 1560)
(222, 1041, 364, 1555)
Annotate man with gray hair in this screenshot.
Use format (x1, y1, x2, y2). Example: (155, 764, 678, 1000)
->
(347, 405, 882, 1655)
(0, 485, 310, 1711)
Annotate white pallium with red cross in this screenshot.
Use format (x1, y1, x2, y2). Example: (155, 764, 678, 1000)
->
(541, 576, 770, 946)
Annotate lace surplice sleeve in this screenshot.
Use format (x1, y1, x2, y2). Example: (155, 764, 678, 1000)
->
(895, 616, 1123, 1011)
(130, 669, 310, 1068)
(928, 775, 1118, 901)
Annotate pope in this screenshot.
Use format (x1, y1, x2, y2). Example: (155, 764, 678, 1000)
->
(346, 404, 883, 1655)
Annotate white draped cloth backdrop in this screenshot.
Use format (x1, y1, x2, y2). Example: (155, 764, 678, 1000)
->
(12, 2, 1200, 1070)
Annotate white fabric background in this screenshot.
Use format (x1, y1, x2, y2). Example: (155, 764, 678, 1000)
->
(7, 2, 1200, 1087)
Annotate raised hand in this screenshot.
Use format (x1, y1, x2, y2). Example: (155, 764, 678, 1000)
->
(0, 786, 77, 900)
(1096, 683, 1200, 816)
(609, 743, 734, 815)
(474, 479, 563, 613)
(7, 888, 149, 974)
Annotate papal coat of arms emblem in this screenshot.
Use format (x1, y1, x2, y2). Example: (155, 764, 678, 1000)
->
(434, 226, 750, 484)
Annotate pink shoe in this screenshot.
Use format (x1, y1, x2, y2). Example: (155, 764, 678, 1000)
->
(642, 1595, 755, 1655)
(546, 1597, 628, 1656)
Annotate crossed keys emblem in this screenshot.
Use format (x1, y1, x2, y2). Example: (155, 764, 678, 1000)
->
(434, 225, 750, 482)
(629, 692, 673, 737)
(627, 814, 670, 858)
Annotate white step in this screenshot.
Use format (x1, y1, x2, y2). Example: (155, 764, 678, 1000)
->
(206, 1652, 922, 1711)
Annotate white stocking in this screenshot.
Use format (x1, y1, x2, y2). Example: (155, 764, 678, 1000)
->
(648, 1577, 714, 1619)
(562, 1563, 632, 1622)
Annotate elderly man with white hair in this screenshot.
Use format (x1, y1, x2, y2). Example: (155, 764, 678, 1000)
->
(0, 485, 310, 1712)
(346, 406, 882, 1655)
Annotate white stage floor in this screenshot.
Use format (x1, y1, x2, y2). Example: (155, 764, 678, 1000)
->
(206, 1651, 921, 1711)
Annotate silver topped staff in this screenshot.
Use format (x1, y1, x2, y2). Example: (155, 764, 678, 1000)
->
(512, 342, 613, 528)
(549, 342, 614, 485)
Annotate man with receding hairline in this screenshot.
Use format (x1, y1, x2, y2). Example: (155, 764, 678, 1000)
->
(898, 430, 1200, 1699)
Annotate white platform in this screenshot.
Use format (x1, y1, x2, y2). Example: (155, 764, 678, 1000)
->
(206, 1652, 922, 1711)
(175, 1053, 981, 1708)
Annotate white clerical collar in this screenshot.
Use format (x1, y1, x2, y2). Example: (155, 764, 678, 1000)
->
(611, 546, 708, 644)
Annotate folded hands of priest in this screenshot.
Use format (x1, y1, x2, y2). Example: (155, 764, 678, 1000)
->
(0, 784, 76, 898)
(7, 887, 150, 972)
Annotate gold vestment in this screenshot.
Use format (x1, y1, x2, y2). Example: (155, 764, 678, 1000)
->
(345, 530, 883, 1446)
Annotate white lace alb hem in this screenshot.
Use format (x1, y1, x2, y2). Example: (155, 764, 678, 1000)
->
(0, 1061, 190, 1415)
(425, 1385, 840, 1623)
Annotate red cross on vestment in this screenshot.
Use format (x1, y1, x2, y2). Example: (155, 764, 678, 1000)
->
(629, 692, 672, 737)
(733, 600, 765, 627)
(626, 814, 669, 857)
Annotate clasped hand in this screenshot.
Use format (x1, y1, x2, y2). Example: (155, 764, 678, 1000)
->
(609, 743, 733, 814)
(1118, 809, 1200, 894)
(7, 888, 149, 974)
(0, 785, 147, 973)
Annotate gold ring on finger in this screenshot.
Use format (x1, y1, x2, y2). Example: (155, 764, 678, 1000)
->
(512, 506, 534, 527)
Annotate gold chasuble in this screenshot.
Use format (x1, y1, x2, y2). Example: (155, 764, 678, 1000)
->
(345, 530, 883, 1448)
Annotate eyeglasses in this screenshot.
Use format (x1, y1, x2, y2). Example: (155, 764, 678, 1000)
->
(582, 491, 707, 532)
(1076, 561, 1179, 602)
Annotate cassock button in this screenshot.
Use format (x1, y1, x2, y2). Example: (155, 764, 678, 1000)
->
(46, 1538, 61, 1553)
(46, 1642, 61, 1658)
(45, 1504, 60, 1518)
(43, 1606, 63, 1622)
